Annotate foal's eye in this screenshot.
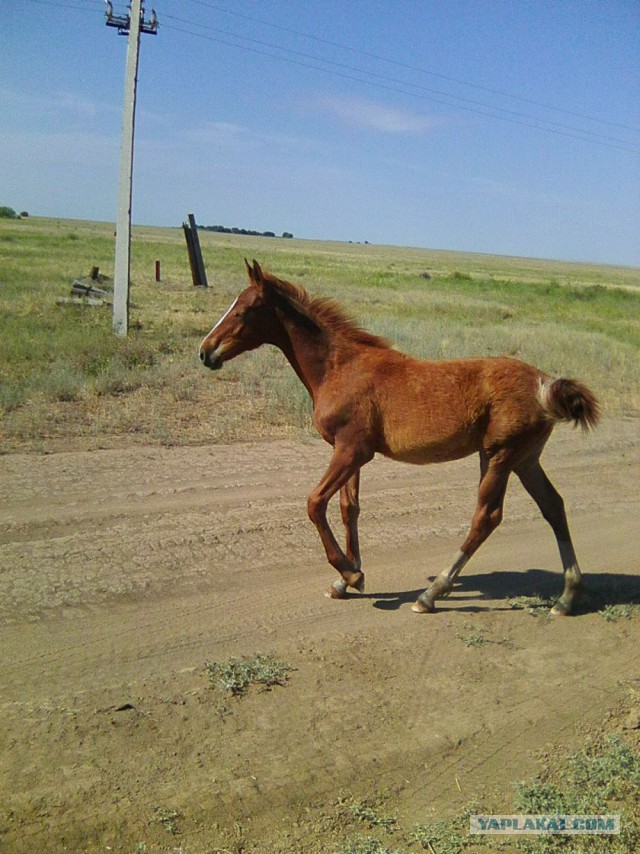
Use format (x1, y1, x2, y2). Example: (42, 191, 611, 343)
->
(233, 305, 251, 321)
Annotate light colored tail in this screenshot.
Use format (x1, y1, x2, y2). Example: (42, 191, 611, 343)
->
(538, 377, 600, 432)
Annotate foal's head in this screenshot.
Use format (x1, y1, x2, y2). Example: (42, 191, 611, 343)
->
(199, 259, 278, 371)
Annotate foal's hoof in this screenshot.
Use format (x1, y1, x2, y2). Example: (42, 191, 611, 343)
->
(411, 597, 436, 614)
(325, 571, 364, 600)
(325, 578, 348, 599)
(325, 584, 346, 599)
(550, 591, 579, 616)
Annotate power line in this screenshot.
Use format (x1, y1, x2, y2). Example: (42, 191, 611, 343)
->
(162, 19, 639, 153)
(183, 0, 640, 135)
(164, 12, 638, 150)
(20, 0, 640, 152)
(24, 0, 100, 11)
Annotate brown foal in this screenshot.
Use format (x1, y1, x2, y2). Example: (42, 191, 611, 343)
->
(200, 260, 599, 615)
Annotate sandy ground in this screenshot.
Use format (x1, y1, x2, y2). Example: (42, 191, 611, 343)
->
(1, 417, 639, 852)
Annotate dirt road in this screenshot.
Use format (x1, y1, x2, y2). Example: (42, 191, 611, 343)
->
(1, 418, 639, 851)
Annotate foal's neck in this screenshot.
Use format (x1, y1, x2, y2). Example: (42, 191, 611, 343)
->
(275, 316, 334, 401)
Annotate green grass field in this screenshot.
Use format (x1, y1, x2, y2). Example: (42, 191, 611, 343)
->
(1, 216, 638, 451)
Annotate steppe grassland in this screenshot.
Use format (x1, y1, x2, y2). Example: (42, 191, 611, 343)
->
(1, 216, 638, 451)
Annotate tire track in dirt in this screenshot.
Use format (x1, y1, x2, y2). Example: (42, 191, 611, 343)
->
(0, 418, 638, 850)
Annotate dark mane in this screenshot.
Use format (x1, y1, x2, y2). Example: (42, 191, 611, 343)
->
(263, 270, 391, 350)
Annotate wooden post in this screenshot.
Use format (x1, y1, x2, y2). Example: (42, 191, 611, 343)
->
(183, 213, 208, 287)
(189, 213, 208, 288)
(183, 220, 198, 286)
(155, 260, 161, 282)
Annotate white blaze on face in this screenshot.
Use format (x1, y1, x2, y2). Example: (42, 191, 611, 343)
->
(211, 297, 238, 334)
(201, 297, 239, 348)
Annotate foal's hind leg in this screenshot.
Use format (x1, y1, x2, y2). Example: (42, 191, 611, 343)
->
(413, 454, 511, 613)
(515, 457, 582, 615)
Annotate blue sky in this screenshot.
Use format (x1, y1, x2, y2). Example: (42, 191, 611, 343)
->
(2, 0, 639, 264)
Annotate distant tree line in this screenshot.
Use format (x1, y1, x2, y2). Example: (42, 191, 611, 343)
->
(1, 206, 29, 219)
(199, 224, 293, 239)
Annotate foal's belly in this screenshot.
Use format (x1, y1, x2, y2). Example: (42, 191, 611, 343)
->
(379, 430, 479, 465)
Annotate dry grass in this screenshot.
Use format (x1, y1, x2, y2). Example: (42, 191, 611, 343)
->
(1, 216, 638, 453)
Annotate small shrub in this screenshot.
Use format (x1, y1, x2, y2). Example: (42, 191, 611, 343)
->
(515, 780, 568, 813)
(338, 839, 404, 854)
(38, 363, 84, 402)
(0, 382, 27, 412)
(600, 603, 639, 622)
(457, 629, 489, 647)
(205, 653, 294, 696)
(411, 819, 465, 852)
(152, 806, 182, 835)
(118, 338, 156, 369)
(569, 733, 640, 801)
(348, 799, 397, 831)
(516, 731, 640, 813)
(93, 365, 145, 397)
(509, 594, 554, 616)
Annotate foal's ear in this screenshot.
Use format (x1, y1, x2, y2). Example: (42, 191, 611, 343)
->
(251, 259, 264, 283)
(245, 258, 265, 289)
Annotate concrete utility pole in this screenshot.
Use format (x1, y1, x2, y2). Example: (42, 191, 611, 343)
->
(106, 1, 157, 336)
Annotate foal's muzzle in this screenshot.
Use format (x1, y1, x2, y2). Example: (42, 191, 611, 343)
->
(199, 346, 223, 371)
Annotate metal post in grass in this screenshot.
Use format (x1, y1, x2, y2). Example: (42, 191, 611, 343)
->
(106, 0, 158, 335)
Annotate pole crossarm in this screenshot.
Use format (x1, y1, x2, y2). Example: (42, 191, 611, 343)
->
(105, 2, 157, 36)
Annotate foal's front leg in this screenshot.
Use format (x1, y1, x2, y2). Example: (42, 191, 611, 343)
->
(307, 447, 369, 599)
(340, 471, 362, 572)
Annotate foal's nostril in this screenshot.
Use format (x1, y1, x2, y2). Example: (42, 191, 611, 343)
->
(199, 349, 206, 363)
